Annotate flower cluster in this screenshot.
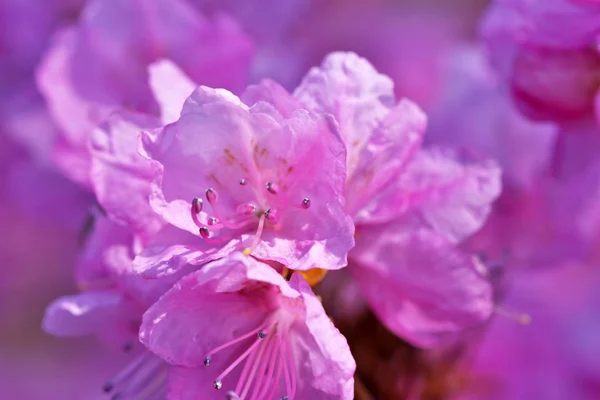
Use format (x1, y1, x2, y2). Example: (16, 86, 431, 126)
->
(3, 0, 600, 399)
(27, 1, 504, 398)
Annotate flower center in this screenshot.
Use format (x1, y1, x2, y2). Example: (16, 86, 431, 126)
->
(190, 178, 311, 256)
(203, 317, 297, 400)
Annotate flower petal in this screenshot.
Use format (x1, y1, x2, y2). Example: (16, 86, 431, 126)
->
(350, 219, 494, 348)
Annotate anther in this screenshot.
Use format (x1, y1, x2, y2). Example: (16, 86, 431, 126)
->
(103, 383, 114, 393)
(264, 208, 279, 223)
(199, 227, 211, 239)
(281, 397, 289, 400)
(239, 178, 247, 186)
(204, 355, 211, 367)
(301, 198, 311, 209)
(192, 197, 203, 213)
(266, 181, 278, 194)
(208, 217, 218, 225)
(214, 380, 223, 390)
(258, 330, 267, 339)
(226, 391, 240, 400)
(206, 188, 218, 203)
(237, 203, 257, 215)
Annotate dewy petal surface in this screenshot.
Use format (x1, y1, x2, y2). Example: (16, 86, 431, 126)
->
(144, 86, 354, 270)
(349, 219, 494, 348)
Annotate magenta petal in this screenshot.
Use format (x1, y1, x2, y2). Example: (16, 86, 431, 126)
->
(241, 78, 303, 118)
(145, 86, 354, 270)
(360, 148, 502, 242)
(166, 366, 219, 400)
(288, 274, 356, 399)
(148, 59, 196, 125)
(37, 0, 254, 185)
(43, 289, 140, 346)
(350, 220, 494, 348)
(294, 52, 396, 177)
(132, 224, 239, 279)
(140, 254, 291, 368)
(141, 255, 354, 397)
(90, 111, 165, 240)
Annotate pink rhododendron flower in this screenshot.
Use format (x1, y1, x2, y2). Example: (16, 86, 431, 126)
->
(37, 0, 254, 187)
(137, 83, 354, 273)
(242, 52, 501, 347)
(480, 0, 600, 123)
(140, 253, 355, 400)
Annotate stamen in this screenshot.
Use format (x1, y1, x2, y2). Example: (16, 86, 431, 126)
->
(203, 189, 254, 230)
(199, 227, 211, 239)
(206, 188, 218, 203)
(214, 380, 223, 390)
(103, 352, 166, 398)
(204, 356, 211, 366)
(190, 198, 204, 229)
(250, 333, 280, 400)
(226, 391, 241, 399)
(301, 198, 311, 209)
(265, 336, 285, 399)
(255, 335, 280, 399)
(237, 203, 257, 216)
(243, 213, 267, 256)
(264, 208, 279, 224)
(266, 181, 278, 194)
(192, 197, 203, 213)
(239, 178, 247, 186)
(283, 330, 297, 399)
(104, 352, 153, 393)
(238, 336, 269, 399)
(205, 324, 267, 358)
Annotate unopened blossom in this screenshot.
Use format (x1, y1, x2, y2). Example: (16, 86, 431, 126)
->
(480, 0, 600, 123)
(140, 253, 355, 400)
(243, 52, 501, 347)
(37, 0, 254, 186)
(135, 81, 354, 275)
